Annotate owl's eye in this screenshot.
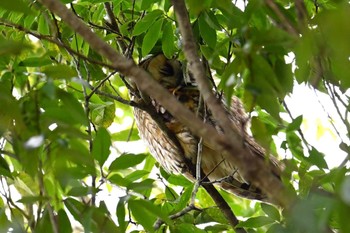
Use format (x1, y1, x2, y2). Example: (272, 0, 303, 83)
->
(159, 63, 174, 77)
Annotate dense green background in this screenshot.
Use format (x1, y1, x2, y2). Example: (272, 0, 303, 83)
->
(0, 0, 349, 232)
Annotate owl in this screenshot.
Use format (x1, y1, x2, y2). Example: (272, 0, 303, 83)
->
(132, 54, 281, 202)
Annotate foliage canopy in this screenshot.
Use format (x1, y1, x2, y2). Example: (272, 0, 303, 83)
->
(0, 0, 349, 232)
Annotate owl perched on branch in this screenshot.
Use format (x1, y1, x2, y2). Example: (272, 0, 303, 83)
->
(132, 54, 281, 202)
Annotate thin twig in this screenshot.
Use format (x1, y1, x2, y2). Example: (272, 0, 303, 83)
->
(0, 19, 115, 70)
(104, 2, 128, 53)
(282, 101, 312, 152)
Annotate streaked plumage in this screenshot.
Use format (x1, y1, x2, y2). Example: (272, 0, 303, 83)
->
(132, 54, 281, 201)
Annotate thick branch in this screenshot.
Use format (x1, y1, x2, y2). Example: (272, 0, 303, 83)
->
(171, 0, 292, 206)
(38, 0, 293, 208)
(171, 0, 243, 144)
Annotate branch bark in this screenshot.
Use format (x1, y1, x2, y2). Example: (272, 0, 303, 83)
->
(171, 0, 294, 207)
(38, 0, 294, 209)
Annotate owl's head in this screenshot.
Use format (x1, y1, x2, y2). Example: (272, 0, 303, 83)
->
(140, 54, 183, 89)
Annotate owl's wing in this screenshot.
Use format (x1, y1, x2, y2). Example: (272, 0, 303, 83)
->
(197, 95, 282, 202)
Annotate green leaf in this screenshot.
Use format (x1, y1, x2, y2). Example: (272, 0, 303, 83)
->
(251, 116, 272, 148)
(165, 186, 178, 201)
(261, 203, 281, 222)
(286, 115, 303, 132)
(92, 127, 111, 166)
(133, 10, 163, 36)
(0, 39, 31, 56)
(187, 0, 213, 15)
(162, 21, 176, 58)
(41, 64, 78, 79)
(18, 196, 47, 204)
(35, 210, 54, 233)
(142, 18, 163, 56)
(237, 216, 275, 228)
(0, 0, 33, 14)
(0, 156, 12, 178)
(170, 223, 206, 233)
(94, 84, 116, 128)
(57, 209, 73, 233)
(127, 178, 154, 193)
(117, 197, 127, 232)
(111, 128, 140, 141)
(286, 131, 304, 161)
(203, 207, 229, 224)
(125, 170, 150, 182)
(198, 14, 217, 48)
(109, 153, 147, 171)
(19, 57, 53, 67)
(176, 184, 193, 211)
(266, 223, 285, 233)
(38, 15, 50, 35)
(167, 174, 192, 187)
(141, 0, 157, 10)
(57, 90, 88, 126)
(67, 186, 93, 197)
(108, 173, 131, 187)
(308, 147, 328, 169)
(129, 199, 170, 232)
(0, 208, 11, 232)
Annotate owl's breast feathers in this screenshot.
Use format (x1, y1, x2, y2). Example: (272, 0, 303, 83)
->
(132, 54, 282, 202)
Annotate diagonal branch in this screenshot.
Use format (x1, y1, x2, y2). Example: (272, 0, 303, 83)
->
(171, 0, 243, 144)
(170, 0, 292, 205)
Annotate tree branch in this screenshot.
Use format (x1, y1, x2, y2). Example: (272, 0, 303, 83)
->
(171, 0, 292, 206)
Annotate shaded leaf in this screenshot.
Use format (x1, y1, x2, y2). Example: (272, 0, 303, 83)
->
(199, 14, 217, 48)
(261, 203, 281, 222)
(308, 147, 328, 169)
(109, 153, 147, 171)
(129, 199, 170, 232)
(0, 0, 33, 14)
(286, 115, 303, 132)
(162, 20, 176, 58)
(57, 209, 73, 233)
(170, 223, 206, 233)
(41, 64, 78, 79)
(92, 127, 111, 166)
(0, 38, 31, 56)
(142, 18, 163, 56)
(133, 10, 163, 36)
